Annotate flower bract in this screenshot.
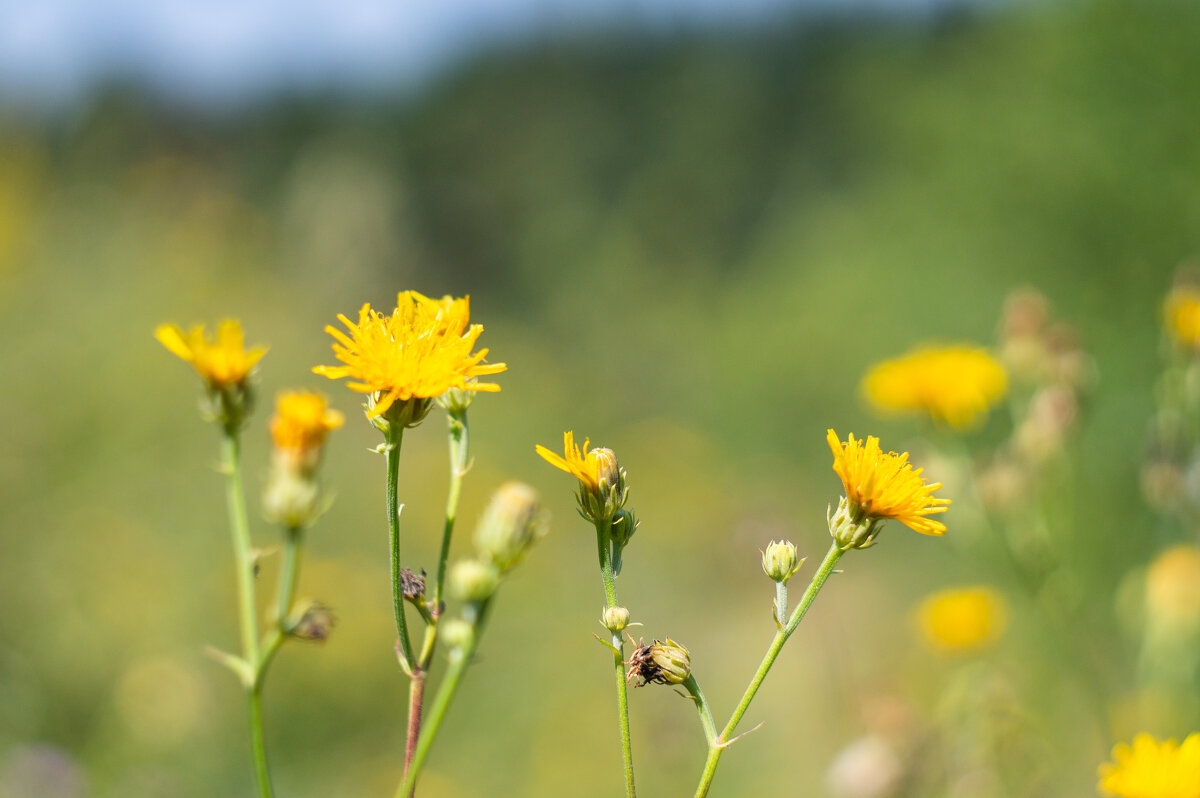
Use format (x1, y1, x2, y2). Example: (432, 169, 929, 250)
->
(863, 344, 1007, 429)
(313, 291, 506, 418)
(827, 429, 950, 536)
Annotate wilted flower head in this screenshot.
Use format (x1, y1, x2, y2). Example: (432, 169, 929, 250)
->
(1098, 733, 1200, 798)
(826, 429, 950, 547)
(917, 586, 1007, 654)
(314, 291, 506, 422)
(862, 344, 1007, 429)
(627, 638, 690, 686)
(156, 320, 267, 389)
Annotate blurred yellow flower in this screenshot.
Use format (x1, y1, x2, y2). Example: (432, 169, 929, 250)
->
(827, 429, 950, 536)
(270, 391, 344, 453)
(862, 345, 1007, 428)
(1146, 545, 1200, 626)
(155, 320, 267, 387)
(313, 291, 506, 418)
(1165, 288, 1200, 349)
(1099, 733, 1200, 798)
(536, 431, 616, 493)
(917, 586, 1006, 653)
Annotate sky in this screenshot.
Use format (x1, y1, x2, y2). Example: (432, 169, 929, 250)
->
(0, 0, 986, 109)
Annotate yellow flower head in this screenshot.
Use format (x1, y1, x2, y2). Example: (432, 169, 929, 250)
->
(863, 344, 1007, 429)
(536, 431, 617, 492)
(917, 586, 1007, 653)
(1099, 733, 1200, 798)
(827, 429, 950, 537)
(313, 291, 506, 418)
(1165, 288, 1200, 350)
(1146, 545, 1200, 625)
(155, 320, 267, 387)
(270, 391, 344, 453)
(536, 431, 626, 522)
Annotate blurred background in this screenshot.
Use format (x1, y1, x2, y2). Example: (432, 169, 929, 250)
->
(3, 0, 1200, 795)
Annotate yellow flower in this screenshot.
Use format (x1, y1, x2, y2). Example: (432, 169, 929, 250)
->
(313, 291, 506, 418)
(269, 391, 344, 453)
(917, 586, 1006, 653)
(536, 431, 626, 522)
(1146, 545, 1200, 626)
(536, 431, 616, 492)
(827, 429, 950, 537)
(155, 320, 267, 387)
(1099, 733, 1200, 798)
(863, 344, 1007, 429)
(1165, 288, 1200, 350)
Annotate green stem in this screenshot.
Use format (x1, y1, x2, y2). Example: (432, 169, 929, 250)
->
(693, 543, 844, 798)
(221, 432, 272, 798)
(683, 675, 717, 746)
(394, 598, 492, 798)
(774, 581, 788, 626)
(386, 427, 416, 672)
(257, 526, 304, 681)
(403, 408, 469, 793)
(596, 519, 636, 798)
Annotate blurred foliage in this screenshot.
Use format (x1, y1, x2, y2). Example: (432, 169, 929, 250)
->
(2, 0, 1200, 796)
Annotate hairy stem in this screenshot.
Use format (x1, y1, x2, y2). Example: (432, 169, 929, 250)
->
(596, 519, 636, 798)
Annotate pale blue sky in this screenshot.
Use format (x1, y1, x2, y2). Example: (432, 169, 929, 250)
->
(0, 0, 984, 108)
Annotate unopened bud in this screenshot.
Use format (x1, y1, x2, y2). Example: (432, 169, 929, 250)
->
(437, 386, 473, 414)
(448, 559, 500, 603)
(762, 540, 800, 583)
(440, 618, 475, 651)
(602, 606, 630, 633)
(628, 638, 691, 686)
(474, 482, 543, 571)
(262, 459, 322, 527)
(290, 601, 336, 642)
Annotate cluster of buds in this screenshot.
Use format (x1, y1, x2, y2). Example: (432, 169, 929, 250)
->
(445, 482, 544, 655)
(627, 638, 691, 687)
(262, 391, 344, 527)
(978, 289, 1095, 514)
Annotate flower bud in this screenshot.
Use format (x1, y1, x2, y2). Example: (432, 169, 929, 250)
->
(628, 638, 691, 686)
(474, 482, 543, 571)
(762, 540, 800, 583)
(440, 618, 475, 651)
(601, 606, 630, 633)
(448, 559, 500, 603)
(290, 601, 336, 642)
(262, 463, 322, 527)
(828, 496, 883, 551)
(437, 386, 473, 414)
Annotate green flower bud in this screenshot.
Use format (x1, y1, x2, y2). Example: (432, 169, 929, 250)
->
(448, 559, 500, 603)
(440, 618, 475, 651)
(437, 386, 474, 414)
(262, 454, 322, 527)
(601, 606, 630, 633)
(474, 481, 543, 571)
(762, 540, 800, 583)
(628, 638, 691, 686)
(579, 447, 628, 522)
